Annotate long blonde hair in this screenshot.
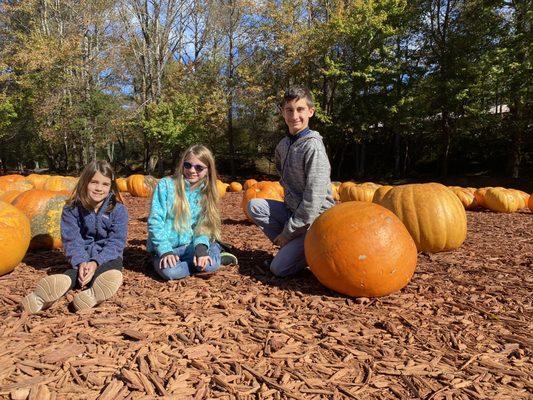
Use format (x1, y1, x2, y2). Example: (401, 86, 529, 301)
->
(172, 145, 221, 241)
(67, 160, 122, 212)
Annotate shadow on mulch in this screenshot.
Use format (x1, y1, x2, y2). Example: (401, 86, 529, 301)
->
(223, 243, 342, 298)
(122, 246, 166, 281)
(22, 249, 70, 274)
(222, 218, 254, 226)
(128, 239, 147, 247)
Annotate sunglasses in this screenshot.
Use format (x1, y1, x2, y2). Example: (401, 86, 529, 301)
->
(183, 161, 207, 173)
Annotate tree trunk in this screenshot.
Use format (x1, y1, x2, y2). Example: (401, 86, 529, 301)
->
(440, 109, 451, 178)
(227, 22, 236, 176)
(393, 130, 401, 177)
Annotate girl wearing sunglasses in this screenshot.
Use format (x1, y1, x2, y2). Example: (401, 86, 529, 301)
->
(147, 145, 237, 280)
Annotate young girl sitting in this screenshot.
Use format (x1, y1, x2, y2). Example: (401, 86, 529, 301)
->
(148, 144, 237, 280)
(22, 160, 128, 313)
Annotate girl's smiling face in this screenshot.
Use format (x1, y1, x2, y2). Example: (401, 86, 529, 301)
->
(87, 171, 112, 210)
(183, 154, 208, 188)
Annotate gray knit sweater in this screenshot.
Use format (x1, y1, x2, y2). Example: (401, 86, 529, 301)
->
(275, 129, 335, 240)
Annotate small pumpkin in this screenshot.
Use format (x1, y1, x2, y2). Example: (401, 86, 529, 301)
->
(115, 178, 129, 193)
(228, 182, 243, 192)
(529, 193, 533, 212)
(376, 183, 467, 253)
(216, 180, 230, 198)
(0, 200, 31, 276)
(449, 186, 477, 210)
(473, 187, 492, 209)
(243, 179, 258, 190)
(127, 174, 158, 197)
(12, 189, 69, 250)
(305, 202, 417, 297)
(331, 184, 340, 201)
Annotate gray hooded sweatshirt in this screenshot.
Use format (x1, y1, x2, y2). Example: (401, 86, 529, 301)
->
(275, 129, 335, 240)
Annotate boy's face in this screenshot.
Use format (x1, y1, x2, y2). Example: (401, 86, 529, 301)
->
(282, 98, 315, 135)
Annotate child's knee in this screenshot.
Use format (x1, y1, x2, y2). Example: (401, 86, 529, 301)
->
(156, 262, 190, 280)
(270, 257, 306, 277)
(247, 198, 267, 219)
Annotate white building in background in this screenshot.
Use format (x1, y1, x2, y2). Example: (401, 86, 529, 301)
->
(489, 104, 510, 114)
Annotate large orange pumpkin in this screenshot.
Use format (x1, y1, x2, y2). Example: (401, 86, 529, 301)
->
(43, 176, 78, 193)
(0, 190, 23, 204)
(25, 174, 50, 190)
(12, 190, 69, 249)
(305, 202, 417, 297)
(484, 188, 520, 213)
(127, 174, 158, 197)
(0, 179, 33, 193)
(376, 183, 467, 253)
(372, 185, 393, 204)
(0, 200, 31, 276)
(529, 193, 533, 212)
(0, 174, 25, 183)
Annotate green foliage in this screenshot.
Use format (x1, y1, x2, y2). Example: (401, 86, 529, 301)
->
(0, 0, 530, 179)
(0, 96, 17, 140)
(141, 95, 200, 155)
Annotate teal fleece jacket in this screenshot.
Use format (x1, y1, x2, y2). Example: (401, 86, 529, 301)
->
(147, 177, 210, 256)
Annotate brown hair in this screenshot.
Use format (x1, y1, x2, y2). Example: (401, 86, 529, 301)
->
(172, 145, 221, 241)
(280, 86, 315, 109)
(67, 160, 122, 212)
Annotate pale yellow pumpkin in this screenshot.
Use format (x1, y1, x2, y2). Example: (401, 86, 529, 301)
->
(484, 188, 520, 213)
(376, 183, 467, 253)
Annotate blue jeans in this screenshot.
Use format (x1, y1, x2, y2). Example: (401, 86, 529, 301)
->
(247, 198, 307, 277)
(153, 242, 222, 280)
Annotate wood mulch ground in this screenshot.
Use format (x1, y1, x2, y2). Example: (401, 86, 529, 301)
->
(0, 193, 531, 400)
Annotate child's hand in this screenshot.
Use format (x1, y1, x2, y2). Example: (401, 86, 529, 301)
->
(78, 261, 98, 287)
(273, 234, 289, 248)
(160, 254, 179, 269)
(194, 256, 212, 271)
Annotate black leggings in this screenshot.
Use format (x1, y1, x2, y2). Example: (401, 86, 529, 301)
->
(63, 258, 123, 290)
